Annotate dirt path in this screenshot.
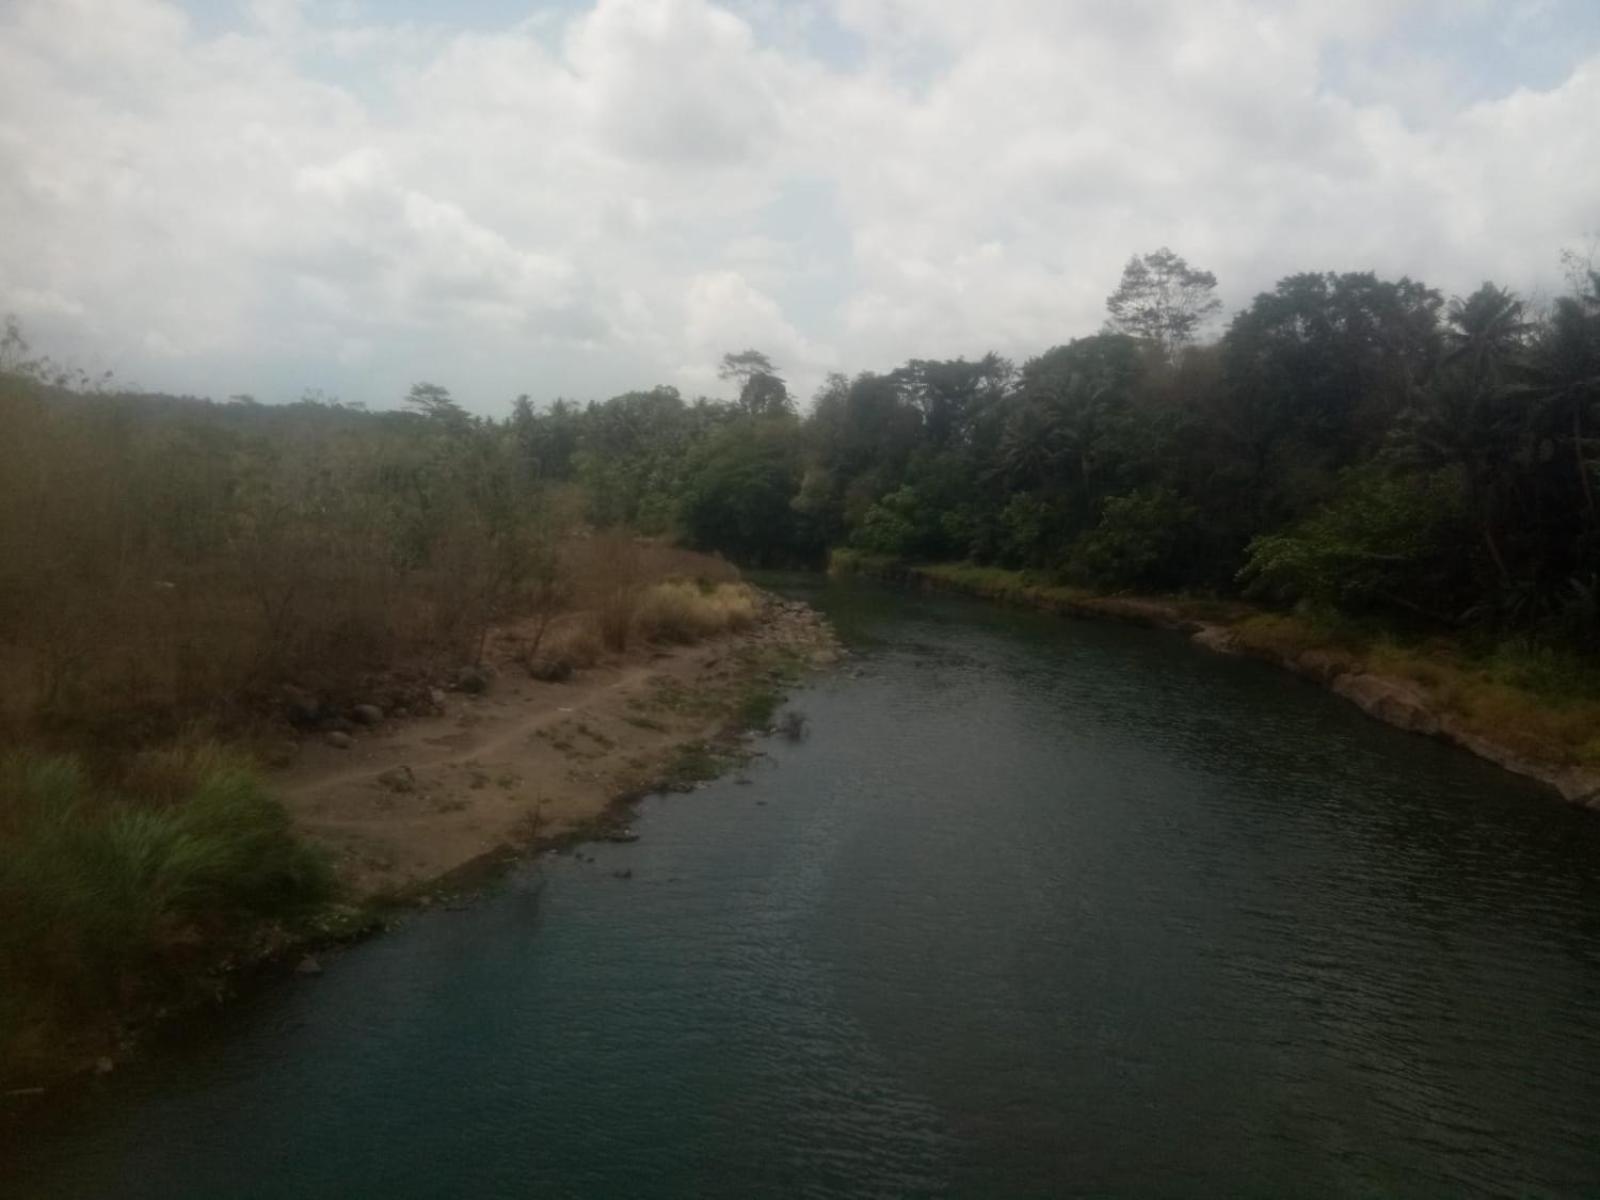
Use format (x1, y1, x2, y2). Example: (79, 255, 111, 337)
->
(271, 599, 837, 897)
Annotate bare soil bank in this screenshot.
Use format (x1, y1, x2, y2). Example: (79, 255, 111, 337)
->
(275, 591, 841, 899)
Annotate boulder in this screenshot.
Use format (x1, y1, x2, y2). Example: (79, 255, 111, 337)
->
(282, 687, 324, 729)
(1561, 771, 1600, 808)
(1330, 673, 1441, 735)
(295, 956, 324, 976)
(1292, 649, 1354, 684)
(456, 665, 492, 695)
(351, 703, 384, 726)
(1190, 625, 1238, 655)
(325, 731, 353, 750)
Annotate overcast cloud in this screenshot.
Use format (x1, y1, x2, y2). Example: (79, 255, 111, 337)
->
(1, 0, 1596, 411)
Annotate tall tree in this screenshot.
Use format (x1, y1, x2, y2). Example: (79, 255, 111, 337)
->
(1105, 248, 1222, 360)
(1442, 283, 1529, 379)
(719, 349, 792, 417)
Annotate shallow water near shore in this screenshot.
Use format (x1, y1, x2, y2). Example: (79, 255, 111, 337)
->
(8, 577, 1600, 1197)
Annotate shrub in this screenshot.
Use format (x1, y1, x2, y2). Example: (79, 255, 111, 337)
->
(0, 751, 333, 1076)
(540, 614, 605, 670)
(1067, 487, 1200, 590)
(634, 582, 757, 644)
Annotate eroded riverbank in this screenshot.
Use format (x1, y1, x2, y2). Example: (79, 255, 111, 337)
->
(837, 556, 1600, 809)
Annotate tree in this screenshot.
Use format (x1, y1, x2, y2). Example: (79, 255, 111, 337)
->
(1105, 248, 1222, 360)
(403, 381, 471, 430)
(1443, 283, 1529, 379)
(1526, 269, 1600, 532)
(719, 349, 792, 417)
(889, 353, 1012, 450)
(679, 419, 809, 564)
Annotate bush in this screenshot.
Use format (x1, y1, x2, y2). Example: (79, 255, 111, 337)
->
(1067, 487, 1199, 590)
(540, 614, 605, 670)
(0, 751, 333, 1075)
(633, 582, 757, 644)
(1237, 467, 1473, 623)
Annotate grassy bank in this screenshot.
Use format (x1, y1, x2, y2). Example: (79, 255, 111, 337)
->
(831, 550, 1600, 784)
(1221, 614, 1600, 771)
(1, 745, 335, 1084)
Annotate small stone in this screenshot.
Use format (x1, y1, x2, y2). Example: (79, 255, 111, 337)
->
(456, 665, 492, 695)
(428, 688, 448, 707)
(351, 703, 384, 726)
(377, 765, 416, 793)
(295, 955, 324, 976)
(325, 731, 353, 750)
(93, 1056, 115, 1076)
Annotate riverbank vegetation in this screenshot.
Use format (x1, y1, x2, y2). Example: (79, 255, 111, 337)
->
(1, 745, 334, 1079)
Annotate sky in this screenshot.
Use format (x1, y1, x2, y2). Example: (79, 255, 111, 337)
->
(1, 0, 1597, 413)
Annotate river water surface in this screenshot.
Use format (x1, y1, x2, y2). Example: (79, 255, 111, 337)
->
(8, 579, 1600, 1197)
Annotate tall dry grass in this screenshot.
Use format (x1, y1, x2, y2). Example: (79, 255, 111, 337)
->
(633, 581, 758, 644)
(559, 532, 741, 653)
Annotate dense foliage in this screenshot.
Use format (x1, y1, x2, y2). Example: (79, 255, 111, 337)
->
(502, 253, 1600, 656)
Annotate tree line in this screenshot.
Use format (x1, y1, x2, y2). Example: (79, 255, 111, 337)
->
(3, 242, 1597, 674)
(508, 248, 1600, 655)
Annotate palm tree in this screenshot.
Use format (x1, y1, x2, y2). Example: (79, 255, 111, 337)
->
(1441, 283, 1529, 379)
(1525, 272, 1600, 528)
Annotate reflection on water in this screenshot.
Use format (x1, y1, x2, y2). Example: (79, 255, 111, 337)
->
(8, 579, 1600, 1198)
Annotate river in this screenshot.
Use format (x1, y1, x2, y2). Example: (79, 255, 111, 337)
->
(7, 578, 1600, 1197)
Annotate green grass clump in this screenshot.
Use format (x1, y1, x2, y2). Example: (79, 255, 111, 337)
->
(662, 741, 733, 790)
(735, 685, 782, 729)
(0, 749, 334, 1079)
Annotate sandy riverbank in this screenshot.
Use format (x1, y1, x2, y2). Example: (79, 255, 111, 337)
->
(274, 590, 841, 900)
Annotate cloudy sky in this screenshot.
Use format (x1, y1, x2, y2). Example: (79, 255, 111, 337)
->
(1, 0, 1597, 411)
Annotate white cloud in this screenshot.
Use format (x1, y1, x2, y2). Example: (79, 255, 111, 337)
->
(0, 0, 1595, 410)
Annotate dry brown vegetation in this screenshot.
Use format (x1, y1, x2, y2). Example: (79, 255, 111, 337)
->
(0, 369, 763, 1083)
(0, 376, 744, 757)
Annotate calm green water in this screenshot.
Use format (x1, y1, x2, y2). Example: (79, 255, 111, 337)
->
(8, 579, 1600, 1198)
